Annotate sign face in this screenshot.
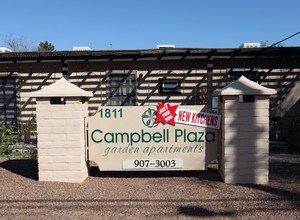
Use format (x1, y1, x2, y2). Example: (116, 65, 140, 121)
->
(122, 159, 184, 169)
(175, 108, 221, 129)
(88, 105, 219, 171)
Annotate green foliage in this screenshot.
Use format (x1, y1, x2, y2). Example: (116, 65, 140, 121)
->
(20, 116, 37, 144)
(9, 148, 37, 160)
(0, 118, 19, 155)
(28, 148, 37, 160)
(0, 118, 37, 159)
(1, 148, 37, 160)
(37, 41, 55, 52)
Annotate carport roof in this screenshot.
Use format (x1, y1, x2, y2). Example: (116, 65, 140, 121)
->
(1, 47, 300, 72)
(1, 47, 300, 61)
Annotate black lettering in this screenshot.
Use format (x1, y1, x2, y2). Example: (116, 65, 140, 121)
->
(198, 132, 205, 142)
(205, 132, 215, 142)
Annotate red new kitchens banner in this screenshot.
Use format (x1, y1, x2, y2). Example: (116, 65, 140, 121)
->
(175, 108, 221, 129)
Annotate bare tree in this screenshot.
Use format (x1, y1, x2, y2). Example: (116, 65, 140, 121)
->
(3, 35, 36, 52)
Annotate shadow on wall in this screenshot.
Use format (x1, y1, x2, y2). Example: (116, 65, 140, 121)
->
(269, 75, 300, 143)
(222, 95, 268, 184)
(281, 98, 300, 145)
(267, 69, 299, 117)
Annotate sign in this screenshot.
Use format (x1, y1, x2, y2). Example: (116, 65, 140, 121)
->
(155, 102, 178, 126)
(122, 159, 184, 169)
(88, 105, 218, 171)
(175, 108, 221, 129)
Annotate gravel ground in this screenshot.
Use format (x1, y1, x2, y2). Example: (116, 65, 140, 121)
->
(0, 148, 299, 220)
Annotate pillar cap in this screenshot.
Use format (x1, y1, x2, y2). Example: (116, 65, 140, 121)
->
(213, 75, 277, 96)
(29, 77, 93, 98)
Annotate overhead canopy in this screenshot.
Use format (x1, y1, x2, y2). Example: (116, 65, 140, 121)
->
(29, 77, 93, 98)
(1, 47, 300, 72)
(1, 47, 300, 61)
(213, 75, 277, 96)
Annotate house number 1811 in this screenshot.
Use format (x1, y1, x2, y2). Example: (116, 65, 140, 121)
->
(98, 108, 123, 118)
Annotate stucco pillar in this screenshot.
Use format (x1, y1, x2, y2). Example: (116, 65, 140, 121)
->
(214, 76, 277, 184)
(30, 78, 93, 183)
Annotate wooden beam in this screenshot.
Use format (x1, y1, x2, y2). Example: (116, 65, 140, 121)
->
(213, 58, 300, 69)
(0, 59, 207, 73)
(0, 62, 61, 73)
(206, 57, 213, 109)
(0, 57, 300, 73)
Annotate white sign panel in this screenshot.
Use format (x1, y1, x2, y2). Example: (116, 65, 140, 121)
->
(175, 108, 221, 129)
(122, 159, 184, 170)
(88, 104, 218, 171)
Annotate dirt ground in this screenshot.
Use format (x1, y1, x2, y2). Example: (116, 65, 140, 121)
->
(0, 148, 299, 220)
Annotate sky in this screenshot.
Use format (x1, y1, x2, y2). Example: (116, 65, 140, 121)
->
(1, 0, 300, 51)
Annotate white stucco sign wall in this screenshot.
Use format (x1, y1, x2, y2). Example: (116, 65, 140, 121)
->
(88, 104, 219, 171)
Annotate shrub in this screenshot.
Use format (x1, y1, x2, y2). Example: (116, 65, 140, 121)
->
(0, 118, 19, 156)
